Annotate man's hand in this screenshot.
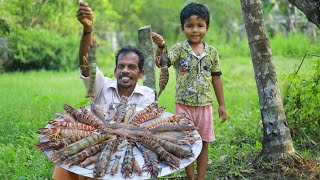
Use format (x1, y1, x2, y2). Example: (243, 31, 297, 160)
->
(218, 105, 227, 123)
(151, 32, 166, 48)
(77, 2, 93, 29)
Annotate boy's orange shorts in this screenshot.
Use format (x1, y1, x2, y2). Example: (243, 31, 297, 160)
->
(175, 103, 215, 142)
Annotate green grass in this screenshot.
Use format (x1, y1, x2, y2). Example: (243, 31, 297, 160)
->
(0, 71, 88, 179)
(0, 55, 317, 179)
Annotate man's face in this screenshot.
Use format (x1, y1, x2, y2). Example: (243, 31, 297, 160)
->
(115, 52, 143, 89)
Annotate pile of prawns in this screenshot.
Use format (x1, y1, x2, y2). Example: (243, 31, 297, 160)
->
(36, 99, 200, 179)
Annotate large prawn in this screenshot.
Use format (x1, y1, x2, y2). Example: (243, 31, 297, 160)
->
(133, 106, 166, 125)
(36, 127, 95, 138)
(49, 134, 113, 163)
(90, 102, 105, 121)
(116, 96, 128, 123)
(110, 155, 121, 176)
(63, 141, 108, 167)
(146, 136, 194, 158)
(123, 103, 137, 123)
(121, 142, 134, 178)
(79, 152, 101, 168)
(140, 113, 186, 129)
(105, 103, 116, 124)
(93, 139, 119, 178)
(139, 138, 180, 170)
(130, 102, 158, 124)
(135, 143, 161, 178)
(158, 49, 169, 98)
(35, 136, 83, 152)
(85, 42, 97, 98)
(47, 120, 97, 131)
(150, 123, 198, 133)
(64, 104, 103, 129)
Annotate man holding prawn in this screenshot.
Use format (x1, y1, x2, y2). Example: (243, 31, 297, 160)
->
(52, 1, 155, 179)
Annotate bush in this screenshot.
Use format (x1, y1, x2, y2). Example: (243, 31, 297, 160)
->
(283, 57, 320, 150)
(5, 28, 78, 71)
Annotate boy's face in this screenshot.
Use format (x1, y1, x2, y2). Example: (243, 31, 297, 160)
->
(114, 52, 144, 90)
(181, 15, 208, 45)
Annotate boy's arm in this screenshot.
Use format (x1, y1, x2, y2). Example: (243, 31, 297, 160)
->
(77, 2, 93, 77)
(212, 76, 227, 123)
(151, 32, 166, 68)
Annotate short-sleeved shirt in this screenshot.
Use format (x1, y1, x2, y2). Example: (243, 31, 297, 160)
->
(80, 67, 155, 106)
(169, 40, 222, 106)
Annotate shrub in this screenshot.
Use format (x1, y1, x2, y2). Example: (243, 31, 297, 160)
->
(5, 28, 78, 71)
(283, 57, 320, 150)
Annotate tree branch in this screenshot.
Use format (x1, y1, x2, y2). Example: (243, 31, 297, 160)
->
(288, 0, 320, 29)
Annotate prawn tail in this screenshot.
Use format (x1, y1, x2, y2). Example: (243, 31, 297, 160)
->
(85, 90, 95, 98)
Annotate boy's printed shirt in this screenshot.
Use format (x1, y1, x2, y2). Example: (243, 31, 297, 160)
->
(169, 40, 222, 106)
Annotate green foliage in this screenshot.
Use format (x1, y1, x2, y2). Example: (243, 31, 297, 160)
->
(206, 0, 242, 42)
(0, 19, 10, 36)
(0, 1, 91, 72)
(0, 0, 79, 34)
(1, 0, 318, 73)
(138, 0, 185, 46)
(270, 32, 320, 57)
(85, 0, 119, 32)
(283, 57, 320, 150)
(6, 28, 78, 71)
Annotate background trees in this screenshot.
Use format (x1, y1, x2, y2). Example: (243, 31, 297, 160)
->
(1, 0, 318, 71)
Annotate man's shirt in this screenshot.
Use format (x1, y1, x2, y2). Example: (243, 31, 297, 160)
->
(80, 67, 155, 107)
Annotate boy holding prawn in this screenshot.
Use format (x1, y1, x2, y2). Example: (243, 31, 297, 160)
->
(152, 2, 227, 180)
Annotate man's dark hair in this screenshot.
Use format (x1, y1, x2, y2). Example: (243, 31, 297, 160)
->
(115, 45, 144, 70)
(180, 2, 210, 27)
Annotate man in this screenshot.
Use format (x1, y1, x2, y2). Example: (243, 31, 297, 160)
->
(52, 2, 155, 179)
(77, 2, 155, 106)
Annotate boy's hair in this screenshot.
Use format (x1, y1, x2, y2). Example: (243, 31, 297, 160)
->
(180, 2, 210, 27)
(115, 45, 145, 70)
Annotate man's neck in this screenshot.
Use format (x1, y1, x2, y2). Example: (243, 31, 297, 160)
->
(118, 87, 135, 98)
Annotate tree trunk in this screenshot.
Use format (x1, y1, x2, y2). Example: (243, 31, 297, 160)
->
(138, 25, 157, 94)
(284, 2, 296, 34)
(288, 0, 320, 29)
(240, 0, 297, 159)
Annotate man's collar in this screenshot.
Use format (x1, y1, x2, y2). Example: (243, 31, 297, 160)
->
(109, 80, 118, 90)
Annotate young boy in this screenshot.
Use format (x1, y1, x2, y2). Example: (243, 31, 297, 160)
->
(152, 2, 227, 180)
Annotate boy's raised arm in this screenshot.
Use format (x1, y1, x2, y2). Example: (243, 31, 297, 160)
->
(151, 32, 166, 68)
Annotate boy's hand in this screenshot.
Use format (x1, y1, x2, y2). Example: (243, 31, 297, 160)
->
(77, 2, 93, 28)
(151, 32, 166, 48)
(218, 105, 227, 123)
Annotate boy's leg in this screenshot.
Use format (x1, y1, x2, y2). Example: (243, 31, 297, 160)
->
(186, 162, 195, 180)
(196, 142, 209, 180)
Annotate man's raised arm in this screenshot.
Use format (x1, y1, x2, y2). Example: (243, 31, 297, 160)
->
(77, 1, 93, 77)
